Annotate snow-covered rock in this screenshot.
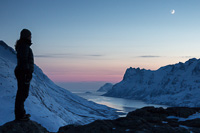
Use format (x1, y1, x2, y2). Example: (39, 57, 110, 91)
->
(0, 41, 118, 132)
(103, 58, 200, 107)
(97, 83, 113, 92)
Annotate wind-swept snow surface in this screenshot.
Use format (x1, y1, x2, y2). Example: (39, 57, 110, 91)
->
(104, 58, 200, 107)
(0, 41, 118, 132)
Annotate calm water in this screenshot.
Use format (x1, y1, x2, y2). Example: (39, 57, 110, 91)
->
(73, 91, 169, 116)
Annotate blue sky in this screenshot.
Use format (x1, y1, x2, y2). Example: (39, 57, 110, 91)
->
(1, 0, 200, 83)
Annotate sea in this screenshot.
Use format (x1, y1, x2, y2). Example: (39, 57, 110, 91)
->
(56, 82, 168, 116)
(68, 89, 169, 117)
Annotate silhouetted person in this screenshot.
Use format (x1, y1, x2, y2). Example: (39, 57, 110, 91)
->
(14, 29, 34, 121)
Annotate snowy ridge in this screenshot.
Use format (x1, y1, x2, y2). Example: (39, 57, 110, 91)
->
(97, 83, 113, 92)
(0, 41, 118, 132)
(104, 58, 200, 107)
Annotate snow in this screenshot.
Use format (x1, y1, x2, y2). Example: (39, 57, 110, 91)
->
(104, 58, 200, 107)
(167, 112, 200, 122)
(179, 125, 190, 130)
(0, 41, 118, 132)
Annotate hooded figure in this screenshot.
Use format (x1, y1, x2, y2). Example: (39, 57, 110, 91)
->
(14, 29, 34, 121)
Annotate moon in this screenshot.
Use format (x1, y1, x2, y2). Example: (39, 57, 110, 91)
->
(171, 9, 175, 15)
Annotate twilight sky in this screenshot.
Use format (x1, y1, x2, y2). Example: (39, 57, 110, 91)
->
(1, 0, 200, 83)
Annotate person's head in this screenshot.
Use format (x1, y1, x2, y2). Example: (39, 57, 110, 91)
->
(20, 29, 32, 40)
(15, 29, 32, 50)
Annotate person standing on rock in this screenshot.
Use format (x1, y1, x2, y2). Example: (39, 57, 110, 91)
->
(14, 29, 34, 121)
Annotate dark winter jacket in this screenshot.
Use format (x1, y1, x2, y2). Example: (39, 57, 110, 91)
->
(15, 39, 34, 73)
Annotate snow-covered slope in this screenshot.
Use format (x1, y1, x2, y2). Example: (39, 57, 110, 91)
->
(0, 41, 118, 132)
(104, 58, 200, 107)
(97, 83, 113, 92)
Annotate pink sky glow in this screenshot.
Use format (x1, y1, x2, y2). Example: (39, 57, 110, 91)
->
(35, 57, 192, 83)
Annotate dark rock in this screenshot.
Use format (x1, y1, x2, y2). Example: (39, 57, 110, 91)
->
(58, 106, 200, 133)
(127, 106, 167, 118)
(166, 107, 199, 118)
(151, 126, 189, 133)
(58, 120, 114, 133)
(166, 118, 180, 127)
(179, 118, 200, 128)
(189, 127, 200, 133)
(0, 120, 48, 133)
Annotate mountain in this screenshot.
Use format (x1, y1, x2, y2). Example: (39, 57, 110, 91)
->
(103, 58, 200, 107)
(0, 41, 118, 132)
(97, 83, 113, 92)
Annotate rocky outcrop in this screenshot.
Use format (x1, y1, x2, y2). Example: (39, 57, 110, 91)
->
(0, 120, 48, 133)
(58, 107, 200, 133)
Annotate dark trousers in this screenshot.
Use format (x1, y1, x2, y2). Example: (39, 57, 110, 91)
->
(15, 69, 32, 119)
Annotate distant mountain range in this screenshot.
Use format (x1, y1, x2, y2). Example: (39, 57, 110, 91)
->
(0, 41, 118, 132)
(103, 58, 200, 107)
(97, 83, 113, 92)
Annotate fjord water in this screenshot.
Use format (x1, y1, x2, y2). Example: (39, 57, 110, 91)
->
(71, 90, 169, 116)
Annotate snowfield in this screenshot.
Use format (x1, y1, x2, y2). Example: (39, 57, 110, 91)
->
(104, 58, 200, 107)
(0, 41, 118, 132)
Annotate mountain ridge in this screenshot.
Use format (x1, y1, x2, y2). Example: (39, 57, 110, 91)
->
(104, 58, 200, 107)
(97, 83, 113, 92)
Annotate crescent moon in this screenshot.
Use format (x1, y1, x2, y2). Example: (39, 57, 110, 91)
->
(171, 9, 175, 14)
